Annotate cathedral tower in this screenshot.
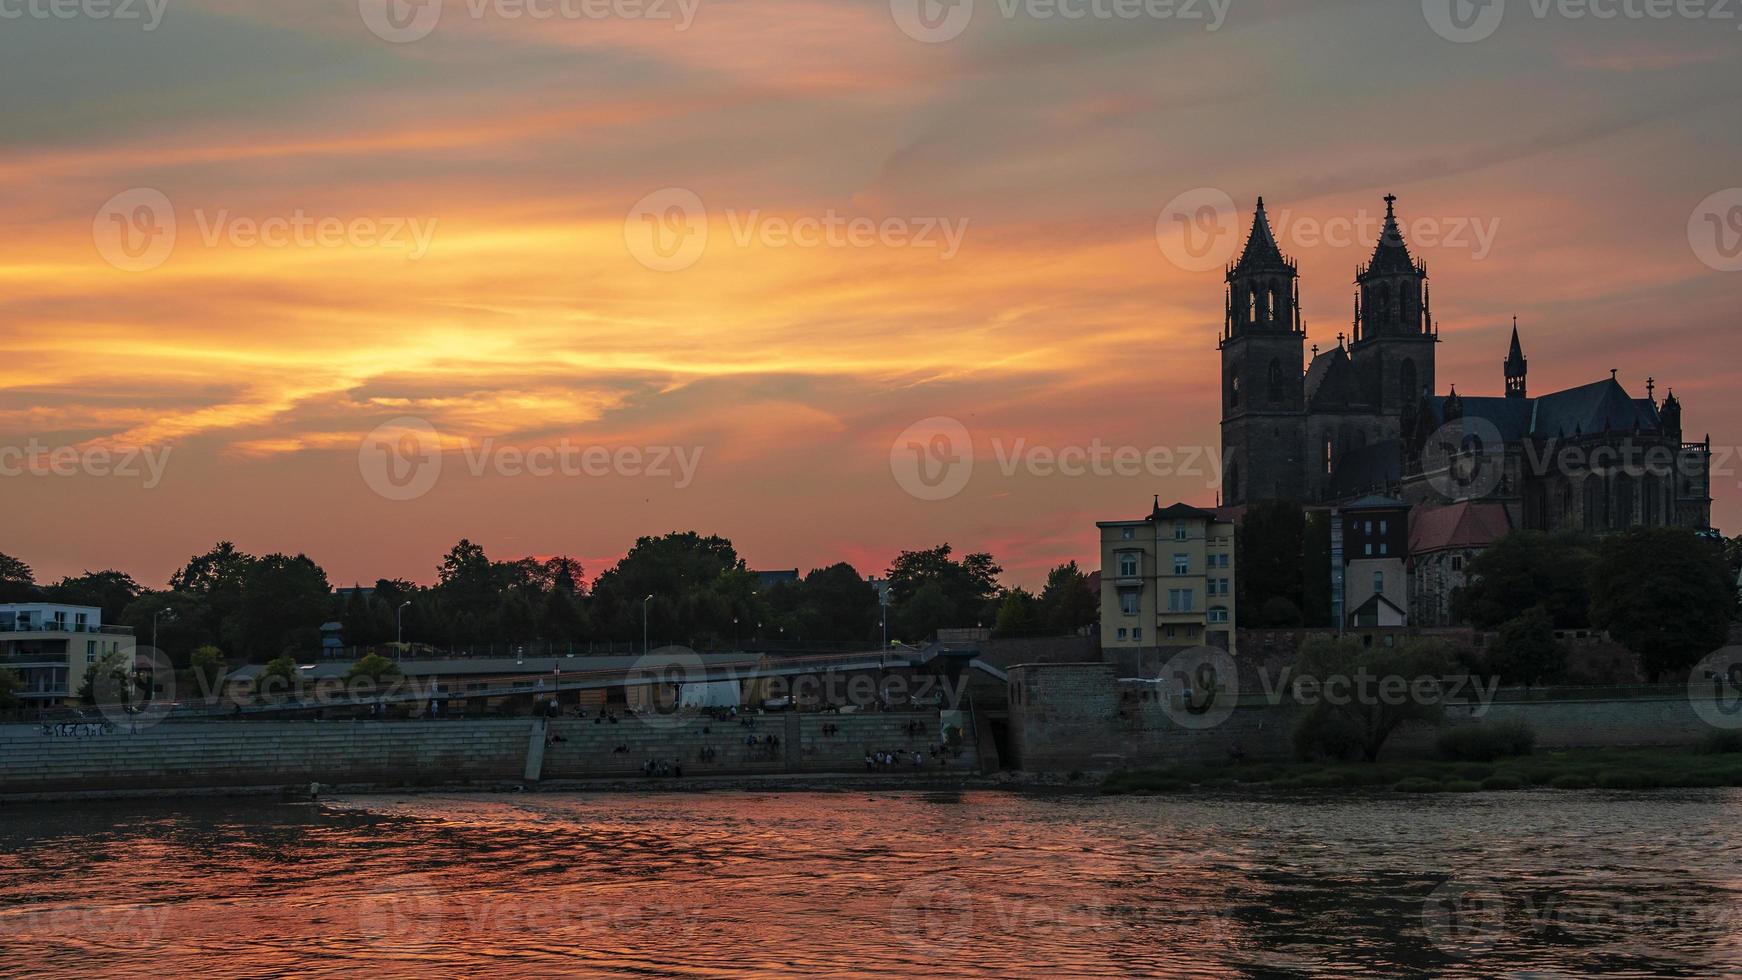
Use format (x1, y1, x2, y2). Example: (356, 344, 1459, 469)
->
(1349, 194, 1438, 426)
(1220, 198, 1306, 505)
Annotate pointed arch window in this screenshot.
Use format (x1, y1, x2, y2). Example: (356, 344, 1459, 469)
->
(1229, 371, 1242, 408)
(1267, 359, 1286, 402)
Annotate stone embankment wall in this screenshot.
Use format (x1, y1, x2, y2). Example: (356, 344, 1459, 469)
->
(0, 711, 975, 799)
(542, 712, 972, 778)
(1007, 661, 1737, 772)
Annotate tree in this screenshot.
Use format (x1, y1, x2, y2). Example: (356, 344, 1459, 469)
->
(258, 655, 301, 699)
(1590, 527, 1732, 682)
(438, 539, 498, 626)
(189, 645, 227, 699)
(345, 653, 402, 685)
(78, 649, 133, 706)
(238, 554, 331, 660)
(0, 552, 38, 602)
(1258, 596, 1304, 628)
(893, 581, 956, 643)
(45, 570, 144, 623)
(1485, 606, 1566, 688)
(1237, 502, 1306, 627)
(1292, 637, 1456, 762)
(885, 544, 1002, 637)
(795, 563, 879, 642)
(169, 542, 256, 652)
(992, 588, 1042, 637)
(1038, 562, 1097, 634)
(0, 668, 20, 711)
(1456, 531, 1597, 629)
(590, 532, 748, 645)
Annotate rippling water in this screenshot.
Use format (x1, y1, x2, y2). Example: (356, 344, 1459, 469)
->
(2, 788, 1740, 977)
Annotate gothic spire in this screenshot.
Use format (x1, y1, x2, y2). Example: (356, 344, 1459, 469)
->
(1362, 193, 1419, 277)
(1505, 318, 1527, 398)
(1231, 196, 1290, 275)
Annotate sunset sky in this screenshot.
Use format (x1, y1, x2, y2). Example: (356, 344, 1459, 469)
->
(3, 0, 1739, 591)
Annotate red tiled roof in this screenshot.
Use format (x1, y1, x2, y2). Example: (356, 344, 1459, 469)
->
(1409, 501, 1511, 554)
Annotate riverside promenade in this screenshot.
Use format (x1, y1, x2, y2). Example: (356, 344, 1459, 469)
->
(0, 710, 978, 801)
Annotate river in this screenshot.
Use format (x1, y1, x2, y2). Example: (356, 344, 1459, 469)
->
(1, 789, 1738, 977)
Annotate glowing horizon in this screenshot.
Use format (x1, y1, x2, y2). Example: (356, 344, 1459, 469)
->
(3, 0, 1738, 590)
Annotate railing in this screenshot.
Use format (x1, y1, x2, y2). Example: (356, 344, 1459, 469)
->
(316, 638, 896, 662)
(0, 623, 132, 635)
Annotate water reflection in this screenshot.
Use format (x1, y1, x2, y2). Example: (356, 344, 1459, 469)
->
(1, 790, 1738, 977)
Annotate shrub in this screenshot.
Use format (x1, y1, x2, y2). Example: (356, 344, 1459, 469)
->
(1549, 774, 1594, 789)
(1700, 730, 1742, 754)
(1292, 708, 1366, 762)
(1443, 779, 1482, 792)
(1480, 774, 1524, 791)
(1594, 770, 1662, 790)
(1393, 777, 1443, 793)
(1300, 771, 1353, 789)
(1436, 721, 1537, 762)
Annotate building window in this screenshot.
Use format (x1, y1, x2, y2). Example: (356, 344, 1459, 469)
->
(1132, 627, 1143, 642)
(1324, 436, 1334, 475)
(1117, 628, 1128, 641)
(1168, 589, 1195, 612)
(1173, 554, 1189, 575)
(1118, 553, 1139, 578)
(1119, 591, 1140, 616)
(1373, 571, 1385, 594)
(1121, 527, 1134, 541)
(1174, 521, 1187, 541)
(1451, 555, 1464, 572)
(1166, 625, 1177, 638)
(1208, 606, 1229, 624)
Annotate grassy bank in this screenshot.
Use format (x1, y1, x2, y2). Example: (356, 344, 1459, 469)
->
(1101, 745, 1742, 795)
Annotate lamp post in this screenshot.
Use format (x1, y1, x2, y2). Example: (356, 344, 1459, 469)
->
(397, 601, 411, 647)
(642, 595, 654, 655)
(151, 607, 173, 653)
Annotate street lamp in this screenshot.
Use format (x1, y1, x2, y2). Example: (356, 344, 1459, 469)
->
(642, 595, 654, 655)
(151, 607, 174, 653)
(396, 601, 411, 647)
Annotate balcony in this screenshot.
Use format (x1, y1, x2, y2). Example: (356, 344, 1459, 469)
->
(0, 622, 133, 636)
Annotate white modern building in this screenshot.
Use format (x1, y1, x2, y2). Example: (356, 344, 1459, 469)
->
(0, 603, 136, 708)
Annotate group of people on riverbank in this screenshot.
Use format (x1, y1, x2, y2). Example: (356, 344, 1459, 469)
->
(864, 749, 928, 771)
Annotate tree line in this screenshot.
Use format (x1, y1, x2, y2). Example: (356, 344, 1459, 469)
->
(1231, 500, 1739, 685)
(0, 534, 1097, 669)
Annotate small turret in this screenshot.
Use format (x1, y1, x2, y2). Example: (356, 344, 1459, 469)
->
(1660, 389, 1683, 441)
(1504, 318, 1527, 399)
